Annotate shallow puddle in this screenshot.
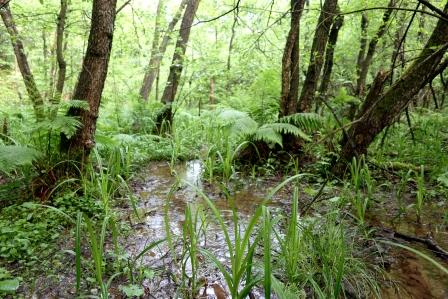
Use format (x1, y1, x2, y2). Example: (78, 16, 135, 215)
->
(128, 161, 448, 298)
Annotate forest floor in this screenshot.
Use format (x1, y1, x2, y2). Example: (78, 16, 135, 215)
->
(19, 160, 448, 299)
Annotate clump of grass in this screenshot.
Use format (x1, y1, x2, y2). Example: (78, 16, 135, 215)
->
(193, 186, 264, 299)
(275, 190, 381, 298)
(349, 156, 375, 226)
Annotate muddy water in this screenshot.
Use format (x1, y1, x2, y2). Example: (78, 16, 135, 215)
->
(126, 161, 280, 298)
(368, 186, 448, 299)
(127, 161, 448, 298)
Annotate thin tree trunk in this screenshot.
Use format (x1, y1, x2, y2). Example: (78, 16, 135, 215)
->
(55, 0, 68, 100)
(139, 0, 188, 101)
(298, 0, 338, 112)
(318, 9, 343, 97)
(51, 0, 68, 117)
(0, 2, 45, 121)
(60, 0, 118, 161)
(139, 0, 163, 99)
(355, 12, 369, 94)
(279, 0, 306, 117)
(227, 0, 238, 71)
(160, 0, 200, 127)
(337, 2, 448, 169)
(356, 0, 396, 97)
(418, 5, 426, 43)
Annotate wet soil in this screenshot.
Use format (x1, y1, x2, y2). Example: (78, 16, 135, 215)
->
(13, 160, 448, 298)
(124, 161, 448, 299)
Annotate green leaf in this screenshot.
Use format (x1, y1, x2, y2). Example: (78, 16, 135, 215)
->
(0, 145, 42, 173)
(120, 284, 144, 297)
(0, 279, 20, 293)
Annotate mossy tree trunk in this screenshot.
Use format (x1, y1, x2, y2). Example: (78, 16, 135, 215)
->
(1, 1, 45, 121)
(337, 2, 448, 170)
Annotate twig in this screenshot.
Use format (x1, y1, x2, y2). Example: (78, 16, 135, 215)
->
(116, 0, 131, 15)
(390, 2, 420, 85)
(379, 227, 448, 260)
(300, 178, 329, 216)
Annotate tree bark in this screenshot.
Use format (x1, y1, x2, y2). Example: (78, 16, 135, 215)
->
(60, 0, 118, 160)
(55, 0, 68, 102)
(298, 0, 338, 112)
(160, 0, 200, 127)
(356, 0, 396, 97)
(139, 0, 188, 101)
(0, 2, 45, 121)
(279, 0, 306, 117)
(318, 9, 343, 97)
(227, 0, 238, 71)
(355, 12, 369, 94)
(337, 2, 448, 168)
(50, 0, 68, 117)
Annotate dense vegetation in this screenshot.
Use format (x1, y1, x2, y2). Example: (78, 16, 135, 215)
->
(0, 0, 447, 298)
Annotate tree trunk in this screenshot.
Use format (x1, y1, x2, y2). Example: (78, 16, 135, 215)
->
(318, 9, 343, 97)
(0, 2, 45, 121)
(298, 0, 338, 112)
(60, 0, 118, 161)
(337, 2, 448, 168)
(139, 0, 188, 101)
(227, 0, 238, 71)
(160, 0, 200, 127)
(356, 0, 396, 97)
(51, 0, 68, 117)
(279, 0, 306, 117)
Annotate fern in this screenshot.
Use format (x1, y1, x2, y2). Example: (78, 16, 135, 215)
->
(0, 145, 42, 173)
(216, 108, 258, 136)
(253, 123, 311, 147)
(32, 115, 82, 138)
(279, 113, 322, 132)
(253, 126, 283, 146)
(59, 100, 90, 111)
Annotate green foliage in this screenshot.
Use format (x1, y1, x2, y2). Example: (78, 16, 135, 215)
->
(0, 145, 42, 174)
(275, 211, 380, 298)
(0, 267, 20, 295)
(193, 185, 264, 299)
(279, 113, 323, 132)
(0, 203, 61, 263)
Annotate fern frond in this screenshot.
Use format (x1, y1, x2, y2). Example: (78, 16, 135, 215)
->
(217, 108, 250, 123)
(32, 115, 82, 138)
(0, 145, 42, 173)
(60, 100, 90, 111)
(262, 123, 311, 142)
(279, 113, 322, 132)
(217, 108, 258, 136)
(253, 126, 283, 147)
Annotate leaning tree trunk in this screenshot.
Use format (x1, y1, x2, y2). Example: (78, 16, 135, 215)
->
(139, 0, 188, 101)
(0, 1, 45, 121)
(356, 0, 396, 97)
(337, 2, 448, 169)
(159, 0, 200, 129)
(60, 0, 117, 161)
(298, 0, 338, 112)
(279, 0, 306, 117)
